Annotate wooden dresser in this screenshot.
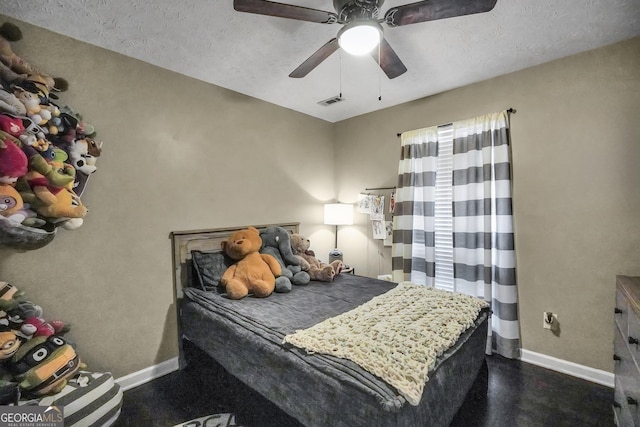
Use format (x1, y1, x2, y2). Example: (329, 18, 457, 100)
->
(615, 275, 640, 426)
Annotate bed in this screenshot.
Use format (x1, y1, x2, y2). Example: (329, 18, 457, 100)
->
(171, 223, 491, 427)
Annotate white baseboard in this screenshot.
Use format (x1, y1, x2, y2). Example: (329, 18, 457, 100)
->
(520, 349, 614, 388)
(114, 351, 613, 393)
(115, 357, 179, 392)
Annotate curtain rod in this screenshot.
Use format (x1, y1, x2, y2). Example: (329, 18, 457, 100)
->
(396, 108, 516, 137)
(365, 186, 396, 191)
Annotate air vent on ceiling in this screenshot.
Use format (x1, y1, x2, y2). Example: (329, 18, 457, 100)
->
(318, 95, 345, 106)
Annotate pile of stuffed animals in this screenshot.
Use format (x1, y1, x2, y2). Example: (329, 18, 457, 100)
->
(0, 21, 102, 249)
(0, 280, 82, 403)
(220, 226, 344, 300)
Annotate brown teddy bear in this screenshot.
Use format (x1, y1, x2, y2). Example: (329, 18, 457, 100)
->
(0, 22, 68, 93)
(221, 227, 282, 300)
(290, 233, 343, 282)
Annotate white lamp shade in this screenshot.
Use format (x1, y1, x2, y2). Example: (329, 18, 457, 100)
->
(338, 22, 382, 56)
(324, 203, 354, 225)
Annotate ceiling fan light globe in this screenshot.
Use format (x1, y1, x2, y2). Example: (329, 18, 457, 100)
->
(338, 22, 382, 56)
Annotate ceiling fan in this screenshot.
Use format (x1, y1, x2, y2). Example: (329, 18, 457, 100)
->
(233, 0, 498, 79)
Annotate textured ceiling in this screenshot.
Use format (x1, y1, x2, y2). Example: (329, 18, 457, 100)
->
(1, 0, 639, 122)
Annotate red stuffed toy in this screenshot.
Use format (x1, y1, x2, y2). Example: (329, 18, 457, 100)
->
(0, 137, 27, 185)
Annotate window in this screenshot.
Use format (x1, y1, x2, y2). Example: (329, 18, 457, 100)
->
(433, 124, 454, 291)
(392, 110, 520, 358)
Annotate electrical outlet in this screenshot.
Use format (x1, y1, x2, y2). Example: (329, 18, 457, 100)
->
(543, 312, 558, 330)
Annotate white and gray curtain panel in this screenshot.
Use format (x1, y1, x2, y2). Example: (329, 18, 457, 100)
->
(392, 110, 520, 359)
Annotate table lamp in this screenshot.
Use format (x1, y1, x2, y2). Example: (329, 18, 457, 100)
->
(324, 203, 354, 263)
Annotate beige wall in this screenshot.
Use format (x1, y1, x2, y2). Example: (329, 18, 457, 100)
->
(334, 37, 640, 371)
(1, 14, 638, 378)
(0, 17, 336, 377)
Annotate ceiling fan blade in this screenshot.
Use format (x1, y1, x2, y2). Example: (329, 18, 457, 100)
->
(234, 0, 338, 24)
(385, 0, 498, 27)
(371, 38, 407, 79)
(289, 38, 340, 78)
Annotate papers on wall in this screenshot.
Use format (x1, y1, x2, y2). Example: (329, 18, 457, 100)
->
(358, 193, 372, 213)
(370, 195, 384, 220)
(359, 193, 394, 241)
(389, 192, 395, 214)
(384, 221, 393, 246)
(371, 219, 385, 239)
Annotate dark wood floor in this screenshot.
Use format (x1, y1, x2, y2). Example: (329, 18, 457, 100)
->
(113, 342, 614, 427)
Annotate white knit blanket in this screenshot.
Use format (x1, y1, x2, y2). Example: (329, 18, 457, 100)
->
(283, 281, 489, 406)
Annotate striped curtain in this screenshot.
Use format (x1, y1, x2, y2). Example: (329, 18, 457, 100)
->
(392, 111, 520, 358)
(392, 126, 439, 286)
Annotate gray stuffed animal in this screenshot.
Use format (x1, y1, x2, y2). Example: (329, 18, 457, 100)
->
(260, 226, 310, 292)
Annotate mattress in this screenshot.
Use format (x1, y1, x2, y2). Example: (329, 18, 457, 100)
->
(179, 271, 489, 427)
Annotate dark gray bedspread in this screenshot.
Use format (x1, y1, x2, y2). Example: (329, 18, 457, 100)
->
(181, 274, 489, 427)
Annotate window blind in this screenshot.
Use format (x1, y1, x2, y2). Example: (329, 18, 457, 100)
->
(434, 124, 454, 292)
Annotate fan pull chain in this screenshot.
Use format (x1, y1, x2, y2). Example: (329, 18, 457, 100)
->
(378, 43, 382, 101)
(339, 50, 343, 99)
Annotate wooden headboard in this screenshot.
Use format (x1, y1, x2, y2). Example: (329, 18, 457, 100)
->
(170, 223, 299, 299)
